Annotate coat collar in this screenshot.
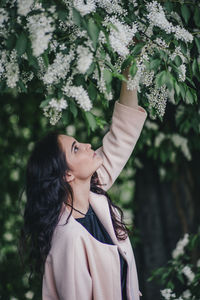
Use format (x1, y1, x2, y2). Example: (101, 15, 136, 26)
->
(59, 191, 119, 246)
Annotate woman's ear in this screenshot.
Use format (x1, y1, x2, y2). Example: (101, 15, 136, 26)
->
(65, 171, 75, 183)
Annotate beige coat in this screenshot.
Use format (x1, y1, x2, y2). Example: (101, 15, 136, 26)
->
(42, 100, 148, 300)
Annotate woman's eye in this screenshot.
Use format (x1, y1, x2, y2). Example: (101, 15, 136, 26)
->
(74, 145, 79, 153)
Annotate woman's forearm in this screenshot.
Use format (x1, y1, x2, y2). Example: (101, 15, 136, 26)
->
(119, 68, 138, 108)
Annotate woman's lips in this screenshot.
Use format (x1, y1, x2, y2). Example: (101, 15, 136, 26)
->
(93, 152, 96, 157)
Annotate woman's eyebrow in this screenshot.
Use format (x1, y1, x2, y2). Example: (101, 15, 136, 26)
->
(71, 140, 76, 153)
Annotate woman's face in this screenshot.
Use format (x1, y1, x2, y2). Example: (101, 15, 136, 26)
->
(58, 134, 103, 181)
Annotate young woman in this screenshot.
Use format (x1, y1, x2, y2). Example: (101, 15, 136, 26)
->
(20, 69, 147, 300)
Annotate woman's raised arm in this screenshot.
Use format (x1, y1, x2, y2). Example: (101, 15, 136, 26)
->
(95, 68, 148, 191)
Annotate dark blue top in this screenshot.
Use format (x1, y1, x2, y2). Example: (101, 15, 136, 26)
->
(75, 204, 127, 299)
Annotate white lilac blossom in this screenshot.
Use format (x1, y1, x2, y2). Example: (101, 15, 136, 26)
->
(141, 70, 154, 87)
(178, 64, 186, 82)
(172, 233, 189, 259)
(104, 16, 137, 57)
(182, 290, 192, 299)
(146, 85, 168, 118)
(43, 98, 68, 125)
(63, 84, 92, 111)
(182, 266, 195, 284)
(171, 134, 191, 161)
(160, 288, 176, 300)
(27, 13, 55, 57)
(154, 37, 168, 48)
(17, 0, 34, 16)
(5, 50, 20, 88)
(92, 64, 113, 100)
(43, 51, 74, 85)
(127, 44, 151, 92)
(197, 259, 200, 268)
(174, 25, 193, 43)
(146, 1, 193, 43)
(0, 50, 7, 79)
(145, 120, 159, 131)
(0, 8, 9, 28)
(169, 46, 187, 64)
(76, 45, 93, 74)
(146, 1, 173, 34)
(96, 0, 126, 16)
(73, 0, 96, 16)
(154, 132, 165, 147)
(25, 291, 34, 299)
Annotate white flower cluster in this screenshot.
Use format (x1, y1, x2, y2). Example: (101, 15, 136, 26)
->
(43, 51, 74, 85)
(169, 46, 186, 64)
(76, 45, 93, 74)
(146, 1, 193, 43)
(146, 84, 168, 118)
(178, 64, 186, 82)
(73, 0, 96, 16)
(27, 13, 55, 57)
(160, 288, 176, 299)
(17, 0, 34, 16)
(63, 84, 92, 111)
(5, 50, 20, 88)
(141, 70, 154, 87)
(182, 290, 192, 299)
(127, 44, 154, 92)
(182, 265, 195, 284)
(104, 17, 137, 57)
(43, 98, 68, 125)
(0, 8, 9, 28)
(93, 64, 113, 101)
(96, 0, 126, 16)
(171, 134, 191, 160)
(172, 233, 189, 259)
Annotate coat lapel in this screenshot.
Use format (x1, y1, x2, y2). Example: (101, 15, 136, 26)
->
(88, 190, 119, 246)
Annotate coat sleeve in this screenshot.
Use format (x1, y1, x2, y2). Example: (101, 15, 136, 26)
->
(43, 235, 93, 300)
(95, 100, 147, 191)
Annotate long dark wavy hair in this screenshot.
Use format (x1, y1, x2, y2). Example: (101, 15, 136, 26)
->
(19, 131, 132, 281)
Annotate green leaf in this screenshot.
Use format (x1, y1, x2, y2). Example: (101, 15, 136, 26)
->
(69, 101, 78, 118)
(40, 99, 50, 108)
(192, 58, 198, 76)
(6, 35, 16, 50)
(185, 88, 194, 104)
(72, 8, 81, 26)
(87, 18, 100, 50)
(121, 55, 134, 71)
(181, 5, 191, 24)
(174, 81, 181, 96)
(18, 80, 27, 93)
(194, 7, 200, 28)
(103, 69, 112, 85)
(16, 32, 27, 57)
(155, 70, 166, 88)
(88, 82, 97, 101)
(179, 83, 186, 99)
(84, 111, 97, 132)
(86, 62, 95, 76)
(131, 42, 145, 56)
(164, 2, 173, 12)
(129, 61, 137, 77)
(149, 59, 161, 71)
(42, 52, 49, 68)
(155, 70, 174, 90)
(195, 37, 200, 53)
(174, 55, 182, 67)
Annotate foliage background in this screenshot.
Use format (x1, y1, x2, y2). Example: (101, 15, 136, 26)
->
(0, 0, 200, 300)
